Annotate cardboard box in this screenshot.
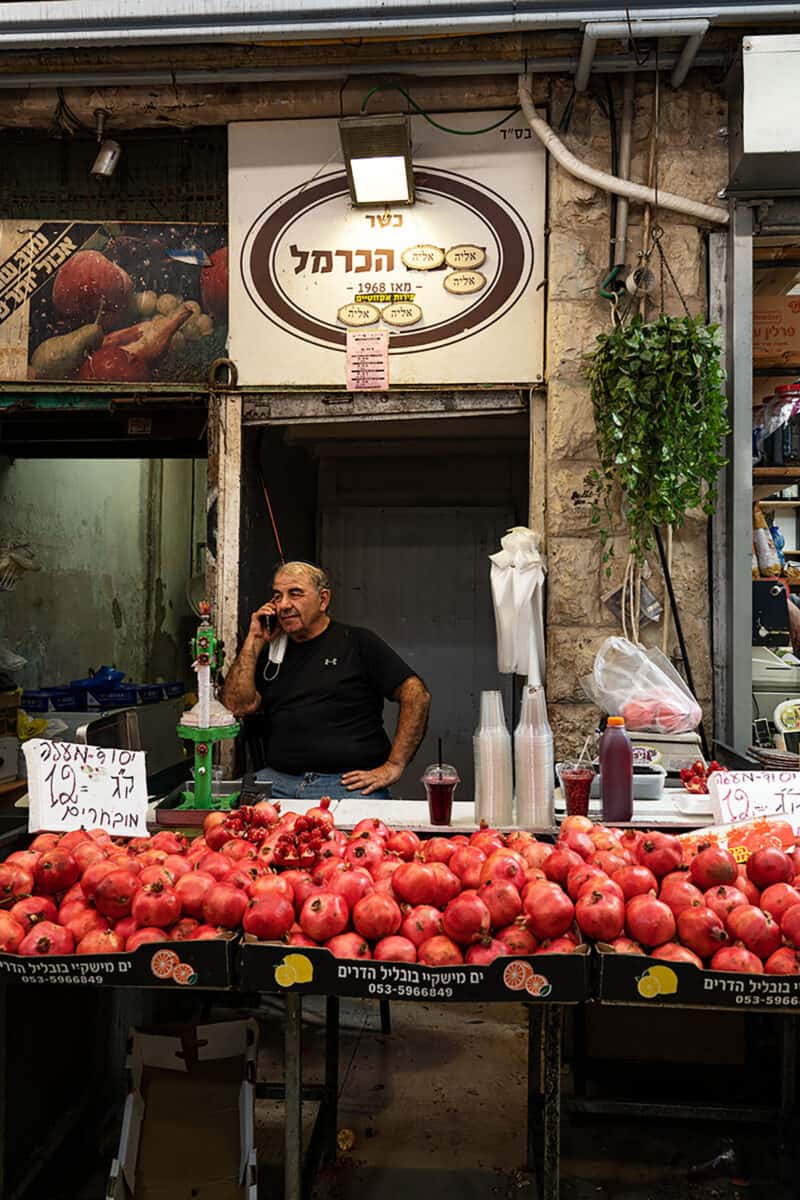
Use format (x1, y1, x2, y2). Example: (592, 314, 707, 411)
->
(753, 295, 800, 366)
(238, 938, 590, 1003)
(106, 1020, 258, 1200)
(597, 943, 800, 1012)
(0, 934, 239, 989)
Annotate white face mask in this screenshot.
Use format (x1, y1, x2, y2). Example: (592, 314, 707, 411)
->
(263, 632, 288, 682)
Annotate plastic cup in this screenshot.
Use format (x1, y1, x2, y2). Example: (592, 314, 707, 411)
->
(557, 761, 595, 817)
(421, 763, 460, 826)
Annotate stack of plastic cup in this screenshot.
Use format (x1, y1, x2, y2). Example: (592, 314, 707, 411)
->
(514, 685, 554, 827)
(473, 690, 513, 826)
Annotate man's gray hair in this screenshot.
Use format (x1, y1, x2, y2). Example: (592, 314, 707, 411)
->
(276, 561, 331, 593)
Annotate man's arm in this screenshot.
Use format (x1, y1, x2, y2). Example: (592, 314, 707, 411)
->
(341, 675, 431, 796)
(220, 603, 274, 717)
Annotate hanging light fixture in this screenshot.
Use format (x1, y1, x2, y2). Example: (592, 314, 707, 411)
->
(338, 114, 414, 207)
(91, 108, 121, 177)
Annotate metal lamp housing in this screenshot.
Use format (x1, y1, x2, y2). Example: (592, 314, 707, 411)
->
(338, 114, 414, 207)
(91, 138, 122, 177)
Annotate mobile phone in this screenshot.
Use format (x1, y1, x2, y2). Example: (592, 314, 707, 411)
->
(259, 613, 276, 635)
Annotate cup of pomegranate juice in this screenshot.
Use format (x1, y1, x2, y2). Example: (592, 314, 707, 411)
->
(557, 761, 595, 817)
(421, 764, 460, 826)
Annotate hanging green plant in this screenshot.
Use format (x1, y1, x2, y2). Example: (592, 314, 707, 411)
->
(586, 313, 729, 572)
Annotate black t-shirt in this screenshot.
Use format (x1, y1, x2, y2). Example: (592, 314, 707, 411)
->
(254, 621, 416, 774)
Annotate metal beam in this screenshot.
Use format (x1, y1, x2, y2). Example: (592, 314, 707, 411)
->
(574, 18, 709, 92)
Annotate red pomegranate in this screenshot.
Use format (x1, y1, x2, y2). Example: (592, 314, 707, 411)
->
(305, 798, 335, 830)
(577, 876, 624, 903)
(344, 839, 384, 873)
(221, 838, 257, 862)
(6, 851, 40, 873)
(651, 941, 703, 968)
(77, 928, 124, 954)
(430, 863, 461, 907)
(677, 905, 728, 959)
(243, 895, 295, 940)
(175, 871, 216, 919)
(542, 847, 583, 886)
(659, 878, 704, 917)
(636, 833, 682, 878)
(150, 831, 185, 855)
(392, 862, 438, 907)
(781, 904, 800, 947)
(353, 893, 402, 941)
(19, 921, 74, 956)
(34, 848, 79, 895)
(470, 829, 506, 855)
(497, 921, 538, 954)
(202, 883, 248, 929)
(759, 882, 800, 923)
(385, 830, 421, 860)
(374, 935, 417, 962)
(59, 830, 92, 852)
(422, 837, 457, 864)
(132, 882, 181, 929)
(576, 889, 625, 941)
(30, 833, 59, 852)
(115, 915, 138, 941)
(727, 905, 781, 959)
(536, 936, 579, 954)
(589, 851, 628, 875)
(126, 928, 166, 951)
(197, 852, 232, 881)
(625, 894, 676, 947)
(522, 842, 554, 870)
(612, 865, 657, 901)
(560, 815, 593, 836)
(399, 905, 443, 947)
(0, 863, 33, 906)
(325, 932, 371, 959)
(466, 938, 510, 965)
(300, 892, 349, 941)
(190, 925, 229, 941)
(168, 918, 199, 941)
(608, 936, 644, 954)
(478, 878, 522, 927)
(765, 947, 800, 975)
(523, 881, 575, 940)
(479, 851, 526, 889)
(689, 846, 738, 891)
(418, 935, 464, 966)
(10, 895, 57, 933)
(94, 869, 138, 919)
(290, 874, 325, 909)
(441, 893, 491, 946)
(249, 874, 294, 903)
(566, 864, 607, 901)
(0, 912, 25, 952)
(703, 885, 748, 922)
(746, 847, 793, 889)
(288, 932, 319, 947)
(709, 946, 763, 974)
(559, 828, 595, 859)
(79, 861, 123, 899)
(329, 867, 375, 910)
(138, 865, 174, 890)
(72, 841, 108, 873)
(64, 909, 109, 942)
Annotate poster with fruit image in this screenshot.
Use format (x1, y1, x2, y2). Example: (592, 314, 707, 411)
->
(0, 220, 227, 383)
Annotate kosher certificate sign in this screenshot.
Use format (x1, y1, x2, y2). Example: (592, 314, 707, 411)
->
(23, 739, 149, 836)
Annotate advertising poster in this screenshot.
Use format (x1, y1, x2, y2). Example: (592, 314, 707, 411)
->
(0, 221, 227, 383)
(229, 112, 546, 387)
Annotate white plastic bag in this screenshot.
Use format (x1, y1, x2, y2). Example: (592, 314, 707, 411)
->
(582, 636, 702, 734)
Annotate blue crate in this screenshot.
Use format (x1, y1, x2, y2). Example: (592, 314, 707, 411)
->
(137, 684, 164, 705)
(21, 690, 50, 713)
(163, 681, 186, 699)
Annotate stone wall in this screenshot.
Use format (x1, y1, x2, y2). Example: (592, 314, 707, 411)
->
(544, 75, 728, 755)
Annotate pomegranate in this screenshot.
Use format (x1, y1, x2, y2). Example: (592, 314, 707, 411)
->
(0, 864, 33, 906)
(497, 922, 538, 954)
(138, 865, 175, 890)
(137, 850, 168, 867)
(57, 898, 92, 926)
(523, 881, 575, 940)
(466, 938, 510, 965)
(10, 895, 57, 933)
(132, 882, 181, 929)
(205, 821, 233, 852)
(478, 851, 526, 889)
(197, 852, 232, 881)
(126, 928, 166, 951)
(221, 838, 257, 862)
(625, 894, 676, 947)
(72, 841, 107, 873)
(30, 833, 59, 852)
(305, 797, 335, 830)
(781, 904, 800, 947)
(353, 893, 402, 941)
(202, 883, 249, 929)
(746, 846, 793, 889)
(710, 946, 763, 974)
(392, 862, 439, 907)
(290, 873, 325, 909)
(288, 932, 319, 948)
(612, 865, 657, 901)
(430, 863, 461, 907)
(478, 879, 522, 927)
(33, 847, 79, 895)
(168, 918, 199, 941)
(19, 921, 74, 956)
(441, 893, 491, 946)
(418, 935, 463, 966)
(560, 815, 594, 835)
(589, 851, 628, 875)
(94, 869, 138, 919)
(325, 932, 371, 959)
(399, 905, 443, 947)
(6, 851, 40, 872)
(659, 878, 704, 917)
(352, 816, 390, 840)
(702, 885, 748, 922)
(374, 935, 417, 963)
(608, 936, 644, 954)
(566, 864, 607, 900)
(59, 830, 92, 852)
(249, 874, 294, 902)
(225, 867, 257, 891)
(243, 895, 295, 940)
(765, 947, 800, 975)
(329, 867, 375, 911)
(576, 889, 625, 941)
(150, 831, 185, 855)
(115, 915, 139, 941)
(470, 829, 506, 855)
(689, 846, 738, 891)
(677, 905, 728, 959)
(175, 871, 216, 918)
(577, 876, 624, 903)
(0, 912, 25, 951)
(542, 847, 583, 886)
(191, 925, 229, 941)
(759, 882, 800, 923)
(64, 909, 109, 942)
(344, 839, 384, 873)
(559, 828, 595, 859)
(385, 830, 421, 860)
(536, 937, 579, 954)
(636, 833, 682, 878)
(727, 905, 781, 959)
(300, 892, 349, 941)
(422, 837, 457, 864)
(522, 842, 554, 870)
(77, 928, 124, 954)
(651, 942, 703, 968)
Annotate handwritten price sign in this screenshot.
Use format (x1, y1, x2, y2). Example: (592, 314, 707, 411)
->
(708, 770, 800, 830)
(22, 739, 148, 836)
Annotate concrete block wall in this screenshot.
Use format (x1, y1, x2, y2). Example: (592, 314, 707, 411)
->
(544, 76, 728, 755)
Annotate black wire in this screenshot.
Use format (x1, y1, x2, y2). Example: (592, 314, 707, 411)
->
(558, 86, 576, 134)
(625, 3, 651, 68)
(360, 83, 520, 134)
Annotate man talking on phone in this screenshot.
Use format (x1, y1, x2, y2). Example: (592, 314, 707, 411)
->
(221, 561, 430, 800)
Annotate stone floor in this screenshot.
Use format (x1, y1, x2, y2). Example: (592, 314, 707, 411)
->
(30, 996, 795, 1199)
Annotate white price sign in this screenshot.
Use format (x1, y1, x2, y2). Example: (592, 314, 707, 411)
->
(708, 770, 800, 829)
(22, 739, 148, 836)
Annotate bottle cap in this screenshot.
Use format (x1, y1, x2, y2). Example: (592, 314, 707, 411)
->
(607, 716, 625, 726)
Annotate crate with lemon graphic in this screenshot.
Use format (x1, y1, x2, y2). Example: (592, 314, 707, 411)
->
(598, 944, 800, 1010)
(239, 938, 591, 1001)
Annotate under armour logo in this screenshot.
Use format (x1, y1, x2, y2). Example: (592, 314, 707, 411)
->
(324, 657, 338, 667)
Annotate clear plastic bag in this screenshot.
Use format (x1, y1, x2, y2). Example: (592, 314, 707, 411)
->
(582, 636, 702, 734)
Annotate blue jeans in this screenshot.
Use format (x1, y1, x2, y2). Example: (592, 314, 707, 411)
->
(254, 766, 390, 801)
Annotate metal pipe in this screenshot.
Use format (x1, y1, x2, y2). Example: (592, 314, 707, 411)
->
(671, 25, 708, 87)
(518, 75, 729, 225)
(0, 3, 797, 50)
(575, 19, 709, 93)
(614, 73, 635, 267)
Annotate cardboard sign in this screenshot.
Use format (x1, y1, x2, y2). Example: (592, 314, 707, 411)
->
(22, 738, 148, 836)
(707, 769, 800, 828)
(345, 329, 389, 390)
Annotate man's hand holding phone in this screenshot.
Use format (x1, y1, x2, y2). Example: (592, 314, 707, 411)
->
(248, 602, 279, 648)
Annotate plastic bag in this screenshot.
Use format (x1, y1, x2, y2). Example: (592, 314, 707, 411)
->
(582, 636, 702, 734)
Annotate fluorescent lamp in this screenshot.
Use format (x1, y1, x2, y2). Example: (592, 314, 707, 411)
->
(339, 115, 414, 207)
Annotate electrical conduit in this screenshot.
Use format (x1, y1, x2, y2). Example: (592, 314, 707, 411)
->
(517, 75, 728, 226)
